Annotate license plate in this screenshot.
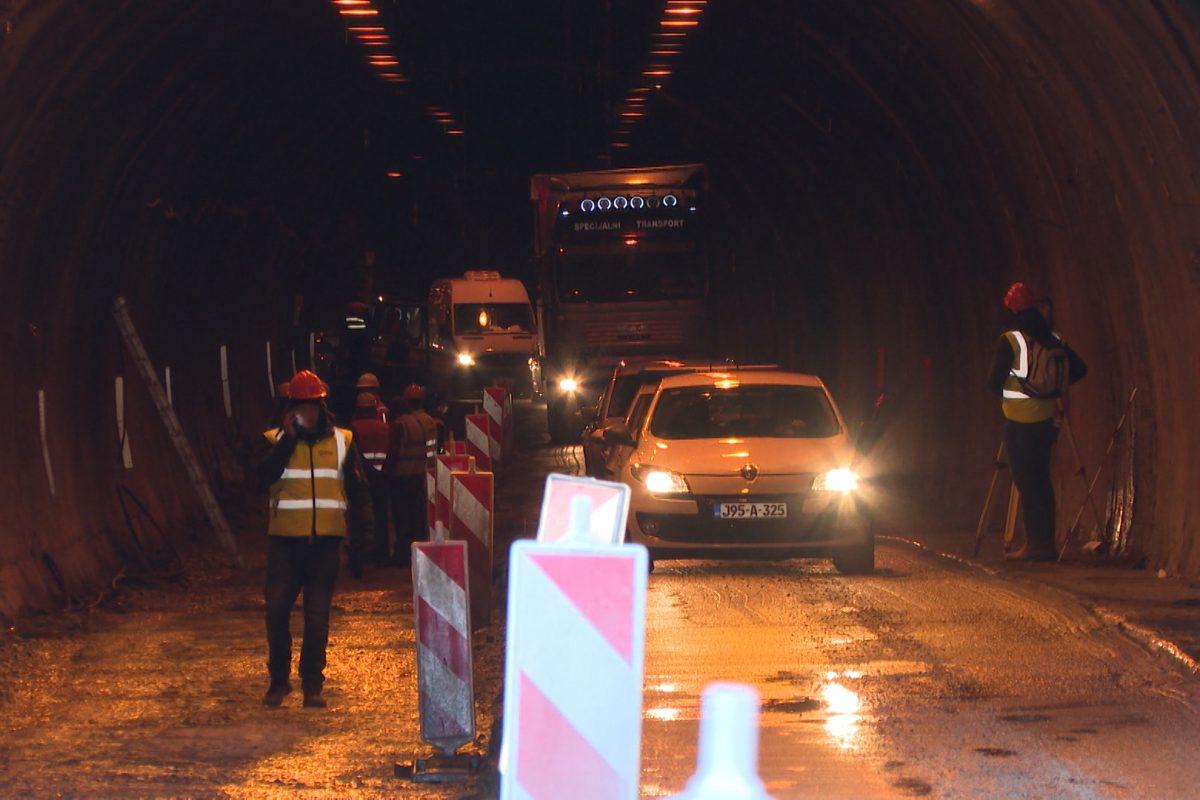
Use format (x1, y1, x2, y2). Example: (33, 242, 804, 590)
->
(713, 502, 788, 520)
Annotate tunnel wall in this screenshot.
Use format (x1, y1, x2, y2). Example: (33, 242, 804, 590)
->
(0, 1, 379, 621)
(649, 0, 1200, 572)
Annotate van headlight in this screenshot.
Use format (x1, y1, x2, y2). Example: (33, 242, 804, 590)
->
(813, 468, 859, 493)
(457, 352, 475, 367)
(631, 464, 691, 496)
(558, 376, 579, 393)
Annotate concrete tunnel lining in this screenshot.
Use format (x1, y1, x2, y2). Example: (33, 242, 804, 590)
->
(2, 0, 1200, 619)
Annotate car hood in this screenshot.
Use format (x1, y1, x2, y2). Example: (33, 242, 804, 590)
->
(634, 435, 854, 475)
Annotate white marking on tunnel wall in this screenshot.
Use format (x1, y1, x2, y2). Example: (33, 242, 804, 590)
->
(220, 345, 232, 418)
(290, 348, 297, 378)
(309, 332, 316, 368)
(164, 365, 173, 407)
(37, 389, 57, 496)
(266, 340, 275, 398)
(115, 376, 134, 469)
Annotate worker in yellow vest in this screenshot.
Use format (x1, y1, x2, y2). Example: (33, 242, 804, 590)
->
(387, 384, 439, 566)
(987, 283, 1087, 561)
(256, 370, 374, 708)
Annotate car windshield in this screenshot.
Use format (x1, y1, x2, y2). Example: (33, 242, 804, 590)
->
(557, 251, 706, 303)
(607, 370, 690, 418)
(453, 303, 533, 334)
(649, 385, 840, 440)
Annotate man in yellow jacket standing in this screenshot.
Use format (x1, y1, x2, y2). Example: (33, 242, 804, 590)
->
(257, 370, 374, 708)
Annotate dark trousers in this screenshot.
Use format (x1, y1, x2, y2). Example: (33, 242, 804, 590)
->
(390, 474, 426, 564)
(365, 471, 392, 562)
(265, 536, 342, 691)
(1005, 418, 1059, 556)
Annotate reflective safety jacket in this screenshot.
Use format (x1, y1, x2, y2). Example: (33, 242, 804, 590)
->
(350, 417, 390, 473)
(389, 410, 438, 476)
(1000, 330, 1057, 424)
(262, 426, 354, 537)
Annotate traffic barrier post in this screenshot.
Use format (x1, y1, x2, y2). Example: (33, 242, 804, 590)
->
(449, 469, 494, 629)
(499, 494, 648, 800)
(536, 473, 631, 545)
(404, 540, 480, 782)
(465, 413, 493, 471)
(426, 463, 437, 540)
(667, 683, 774, 800)
(483, 386, 507, 466)
(436, 454, 474, 539)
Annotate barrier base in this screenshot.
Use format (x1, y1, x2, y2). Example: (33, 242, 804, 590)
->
(397, 752, 481, 783)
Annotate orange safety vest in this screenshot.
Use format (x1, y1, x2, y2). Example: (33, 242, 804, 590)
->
(391, 413, 430, 477)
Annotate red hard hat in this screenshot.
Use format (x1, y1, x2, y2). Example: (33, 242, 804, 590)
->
(1003, 282, 1037, 312)
(402, 383, 425, 401)
(355, 391, 378, 410)
(289, 370, 327, 400)
(356, 372, 381, 390)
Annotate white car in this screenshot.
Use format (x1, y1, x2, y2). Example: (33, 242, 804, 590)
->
(604, 369, 874, 572)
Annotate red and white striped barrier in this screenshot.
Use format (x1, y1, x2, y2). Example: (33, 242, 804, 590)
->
(537, 474, 631, 546)
(465, 413, 493, 472)
(426, 463, 438, 540)
(449, 470, 494, 629)
(500, 496, 649, 800)
(667, 683, 774, 800)
(483, 386, 508, 466)
(435, 454, 474, 539)
(412, 540, 475, 756)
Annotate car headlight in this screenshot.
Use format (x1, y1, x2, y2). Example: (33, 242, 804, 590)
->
(457, 352, 475, 367)
(558, 377, 579, 393)
(630, 464, 691, 496)
(813, 468, 859, 493)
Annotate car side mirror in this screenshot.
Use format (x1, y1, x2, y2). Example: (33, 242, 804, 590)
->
(603, 423, 636, 448)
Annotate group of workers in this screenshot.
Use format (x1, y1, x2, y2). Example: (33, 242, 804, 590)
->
(255, 369, 442, 708)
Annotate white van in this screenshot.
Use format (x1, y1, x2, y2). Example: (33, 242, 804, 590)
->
(428, 271, 538, 401)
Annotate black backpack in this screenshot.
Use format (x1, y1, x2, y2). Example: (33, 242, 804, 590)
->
(1017, 336, 1069, 399)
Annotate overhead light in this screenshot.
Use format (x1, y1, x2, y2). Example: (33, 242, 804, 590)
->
(348, 25, 384, 31)
(620, 111, 644, 117)
(340, 8, 379, 16)
(446, 129, 465, 135)
(623, 236, 638, 246)
(643, 69, 671, 76)
(660, 19, 698, 26)
(666, 6, 703, 14)
(613, 143, 630, 148)
(386, 171, 402, 178)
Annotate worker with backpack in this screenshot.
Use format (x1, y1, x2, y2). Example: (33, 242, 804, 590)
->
(987, 282, 1088, 561)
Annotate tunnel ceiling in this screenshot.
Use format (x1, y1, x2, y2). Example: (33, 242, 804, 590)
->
(3, 0, 1200, 621)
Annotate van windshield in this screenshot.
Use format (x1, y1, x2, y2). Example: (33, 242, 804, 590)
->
(454, 303, 534, 335)
(649, 385, 840, 440)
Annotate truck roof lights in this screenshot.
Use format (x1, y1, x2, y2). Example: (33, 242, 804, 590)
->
(597, 196, 613, 210)
(648, 195, 662, 208)
(580, 198, 595, 212)
(663, 194, 678, 207)
(613, 195, 629, 209)
(631, 196, 646, 209)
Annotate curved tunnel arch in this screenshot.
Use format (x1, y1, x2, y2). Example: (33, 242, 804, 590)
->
(2, 0, 1200, 617)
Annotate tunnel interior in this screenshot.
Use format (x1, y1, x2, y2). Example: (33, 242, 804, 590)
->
(3, 0, 1200, 619)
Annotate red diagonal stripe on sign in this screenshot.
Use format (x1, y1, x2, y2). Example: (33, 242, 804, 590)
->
(417, 597, 472, 684)
(457, 473, 492, 509)
(421, 543, 467, 590)
(542, 484, 622, 542)
(528, 553, 634, 664)
(517, 672, 625, 800)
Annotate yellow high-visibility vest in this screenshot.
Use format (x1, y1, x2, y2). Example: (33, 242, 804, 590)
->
(262, 427, 353, 537)
(1001, 331, 1056, 424)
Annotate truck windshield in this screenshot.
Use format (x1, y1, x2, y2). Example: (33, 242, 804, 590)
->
(454, 303, 534, 334)
(557, 251, 706, 303)
(649, 385, 841, 440)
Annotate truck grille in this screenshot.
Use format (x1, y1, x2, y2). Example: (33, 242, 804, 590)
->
(581, 318, 685, 348)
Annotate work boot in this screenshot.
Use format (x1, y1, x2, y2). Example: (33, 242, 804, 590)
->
(262, 681, 292, 707)
(1005, 543, 1057, 562)
(302, 688, 327, 709)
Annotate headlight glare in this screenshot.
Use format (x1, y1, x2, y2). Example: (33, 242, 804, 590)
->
(813, 468, 859, 493)
(457, 352, 475, 366)
(631, 464, 690, 496)
(558, 377, 579, 393)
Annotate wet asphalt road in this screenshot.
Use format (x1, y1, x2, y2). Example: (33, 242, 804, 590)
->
(2, 402, 1200, 798)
